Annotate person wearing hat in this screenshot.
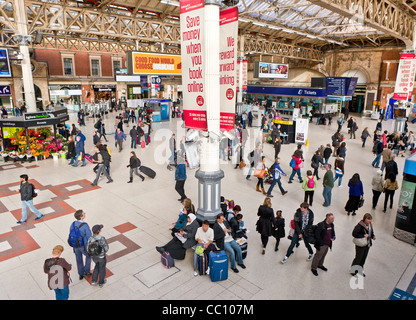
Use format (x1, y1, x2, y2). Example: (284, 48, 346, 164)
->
(87, 224, 109, 288)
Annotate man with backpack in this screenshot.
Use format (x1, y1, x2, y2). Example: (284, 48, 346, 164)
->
(266, 157, 288, 197)
(91, 145, 113, 186)
(87, 224, 109, 287)
(68, 209, 92, 280)
(16, 174, 43, 224)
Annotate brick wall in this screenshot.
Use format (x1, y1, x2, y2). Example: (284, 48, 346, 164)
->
(34, 49, 62, 76)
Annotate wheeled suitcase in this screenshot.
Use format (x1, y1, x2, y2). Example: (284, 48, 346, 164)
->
(139, 165, 156, 179)
(240, 241, 248, 260)
(161, 251, 174, 269)
(141, 140, 145, 148)
(197, 252, 209, 275)
(209, 251, 228, 282)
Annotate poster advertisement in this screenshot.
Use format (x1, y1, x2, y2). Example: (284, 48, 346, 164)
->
(180, 0, 207, 131)
(255, 61, 288, 79)
(0, 48, 11, 77)
(393, 52, 416, 100)
(129, 52, 181, 75)
(295, 118, 308, 144)
(219, 6, 238, 131)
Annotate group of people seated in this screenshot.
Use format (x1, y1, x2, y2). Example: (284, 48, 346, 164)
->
(155, 197, 248, 276)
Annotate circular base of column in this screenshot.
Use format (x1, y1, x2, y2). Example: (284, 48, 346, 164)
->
(195, 169, 224, 224)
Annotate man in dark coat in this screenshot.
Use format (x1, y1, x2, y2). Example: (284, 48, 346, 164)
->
(281, 202, 314, 264)
(311, 213, 335, 276)
(213, 213, 246, 273)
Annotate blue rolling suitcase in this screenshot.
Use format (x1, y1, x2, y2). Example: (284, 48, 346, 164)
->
(209, 250, 228, 282)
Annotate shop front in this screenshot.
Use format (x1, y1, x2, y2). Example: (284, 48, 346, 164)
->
(93, 85, 116, 102)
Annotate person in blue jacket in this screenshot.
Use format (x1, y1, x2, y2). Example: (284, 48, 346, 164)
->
(175, 156, 187, 203)
(70, 209, 92, 280)
(266, 157, 288, 197)
(345, 173, 364, 216)
(73, 134, 86, 167)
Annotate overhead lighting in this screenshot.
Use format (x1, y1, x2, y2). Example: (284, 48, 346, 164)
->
(238, 18, 250, 23)
(268, 26, 281, 30)
(160, 0, 180, 6)
(252, 21, 266, 27)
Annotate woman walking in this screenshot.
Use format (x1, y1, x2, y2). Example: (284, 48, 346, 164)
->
(371, 169, 384, 209)
(255, 156, 267, 195)
(126, 151, 145, 183)
(350, 213, 376, 277)
(256, 197, 275, 255)
(302, 170, 317, 206)
(383, 172, 399, 212)
(345, 173, 364, 216)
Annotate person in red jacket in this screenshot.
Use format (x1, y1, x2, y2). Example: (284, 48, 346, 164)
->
(288, 150, 303, 183)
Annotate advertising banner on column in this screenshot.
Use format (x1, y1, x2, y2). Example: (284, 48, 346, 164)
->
(180, 0, 207, 131)
(393, 52, 416, 100)
(219, 6, 238, 131)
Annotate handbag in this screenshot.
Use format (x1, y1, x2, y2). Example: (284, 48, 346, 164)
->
(238, 161, 246, 169)
(358, 198, 364, 208)
(353, 237, 368, 247)
(254, 169, 265, 178)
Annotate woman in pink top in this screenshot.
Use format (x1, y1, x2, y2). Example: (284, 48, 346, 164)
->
(288, 150, 303, 183)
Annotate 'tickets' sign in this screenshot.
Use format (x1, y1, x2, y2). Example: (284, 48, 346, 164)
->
(394, 52, 416, 100)
(180, 0, 207, 131)
(219, 6, 238, 131)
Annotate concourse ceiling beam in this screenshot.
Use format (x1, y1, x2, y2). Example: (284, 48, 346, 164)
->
(308, 0, 415, 46)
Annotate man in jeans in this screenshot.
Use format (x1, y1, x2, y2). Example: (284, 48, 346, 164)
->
(213, 213, 246, 273)
(281, 202, 314, 264)
(322, 164, 334, 207)
(193, 220, 215, 276)
(70, 209, 92, 280)
(311, 213, 336, 276)
(16, 174, 43, 223)
(88, 224, 109, 288)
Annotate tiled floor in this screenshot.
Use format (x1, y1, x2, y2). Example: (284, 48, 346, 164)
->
(0, 110, 415, 300)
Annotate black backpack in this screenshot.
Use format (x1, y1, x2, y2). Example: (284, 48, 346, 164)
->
(100, 149, 111, 167)
(303, 224, 318, 244)
(87, 238, 103, 257)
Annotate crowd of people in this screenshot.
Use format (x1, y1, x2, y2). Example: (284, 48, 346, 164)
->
(5, 100, 416, 299)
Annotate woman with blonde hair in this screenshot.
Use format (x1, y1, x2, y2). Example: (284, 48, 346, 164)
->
(256, 197, 275, 255)
(43, 245, 72, 300)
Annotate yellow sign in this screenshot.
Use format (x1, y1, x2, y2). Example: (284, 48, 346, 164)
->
(132, 52, 182, 75)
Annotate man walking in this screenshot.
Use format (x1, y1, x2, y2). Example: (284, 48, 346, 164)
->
(311, 213, 336, 276)
(266, 157, 288, 197)
(175, 155, 187, 203)
(69, 209, 92, 280)
(16, 174, 43, 223)
(281, 202, 314, 264)
(115, 128, 126, 152)
(322, 164, 334, 207)
(372, 137, 384, 168)
(129, 125, 139, 149)
(91, 145, 113, 186)
(168, 133, 177, 171)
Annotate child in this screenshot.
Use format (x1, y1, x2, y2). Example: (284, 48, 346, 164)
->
(273, 210, 285, 252)
(323, 144, 332, 165)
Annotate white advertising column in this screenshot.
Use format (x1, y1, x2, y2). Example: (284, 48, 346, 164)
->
(15, 0, 37, 112)
(195, 0, 224, 224)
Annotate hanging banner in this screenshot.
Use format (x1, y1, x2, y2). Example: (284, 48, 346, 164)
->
(219, 6, 238, 131)
(242, 59, 248, 91)
(393, 52, 416, 100)
(180, 0, 207, 131)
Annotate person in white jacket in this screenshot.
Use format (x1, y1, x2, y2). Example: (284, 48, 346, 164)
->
(371, 170, 384, 209)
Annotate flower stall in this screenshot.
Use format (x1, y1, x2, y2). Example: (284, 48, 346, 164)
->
(0, 107, 69, 162)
